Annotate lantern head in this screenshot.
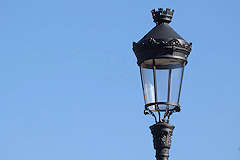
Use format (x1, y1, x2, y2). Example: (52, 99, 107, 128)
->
(132, 8, 192, 123)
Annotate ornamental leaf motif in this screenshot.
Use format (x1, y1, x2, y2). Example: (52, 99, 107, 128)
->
(133, 38, 192, 52)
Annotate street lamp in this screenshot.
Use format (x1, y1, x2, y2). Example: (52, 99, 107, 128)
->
(132, 8, 192, 160)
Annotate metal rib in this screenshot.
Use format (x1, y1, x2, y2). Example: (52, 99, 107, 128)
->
(140, 66, 147, 105)
(167, 69, 172, 103)
(153, 59, 161, 122)
(164, 69, 172, 119)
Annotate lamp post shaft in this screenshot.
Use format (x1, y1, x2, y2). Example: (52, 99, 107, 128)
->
(150, 122, 175, 160)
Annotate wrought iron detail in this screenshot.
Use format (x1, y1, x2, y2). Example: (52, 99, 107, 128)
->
(150, 122, 175, 160)
(133, 38, 192, 53)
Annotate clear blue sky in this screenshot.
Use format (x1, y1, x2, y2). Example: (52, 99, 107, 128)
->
(0, 0, 240, 160)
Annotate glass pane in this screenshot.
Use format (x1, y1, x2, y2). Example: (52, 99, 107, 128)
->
(170, 67, 183, 103)
(155, 67, 184, 111)
(141, 67, 155, 104)
(156, 69, 168, 102)
(155, 69, 169, 111)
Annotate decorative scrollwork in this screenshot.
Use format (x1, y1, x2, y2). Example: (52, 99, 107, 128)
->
(151, 124, 174, 148)
(133, 38, 192, 52)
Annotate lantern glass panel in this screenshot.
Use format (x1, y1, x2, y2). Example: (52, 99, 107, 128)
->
(140, 58, 185, 112)
(156, 69, 169, 108)
(141, 67, 155, 104)
(170, 67, 183, 103)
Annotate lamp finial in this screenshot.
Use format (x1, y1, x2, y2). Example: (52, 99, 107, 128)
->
(151, 8, 174, 25)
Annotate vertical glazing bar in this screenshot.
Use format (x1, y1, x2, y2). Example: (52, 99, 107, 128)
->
(153, 60, 158, 105)
(164, 69, 172, 120)
(167, 69, 172, 103)
(177, 63, 185, 104)
(139, 66, 147, 105)
(153, 59, 161, 122)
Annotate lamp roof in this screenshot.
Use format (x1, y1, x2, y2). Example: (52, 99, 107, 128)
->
(133, 8, 192, 65)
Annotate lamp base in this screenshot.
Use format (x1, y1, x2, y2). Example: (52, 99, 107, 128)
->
(150, 122, 175, 160)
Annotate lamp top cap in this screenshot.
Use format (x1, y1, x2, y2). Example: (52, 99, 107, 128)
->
(152, 8, 174, 25)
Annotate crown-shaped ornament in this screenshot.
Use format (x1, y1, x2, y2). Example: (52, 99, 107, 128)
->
(151, 8, 174, 24)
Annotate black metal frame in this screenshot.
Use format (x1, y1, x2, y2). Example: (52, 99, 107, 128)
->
(145, 102, 180, 112)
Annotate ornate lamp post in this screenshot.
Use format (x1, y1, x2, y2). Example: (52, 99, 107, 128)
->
(132, 8, 192, 160)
